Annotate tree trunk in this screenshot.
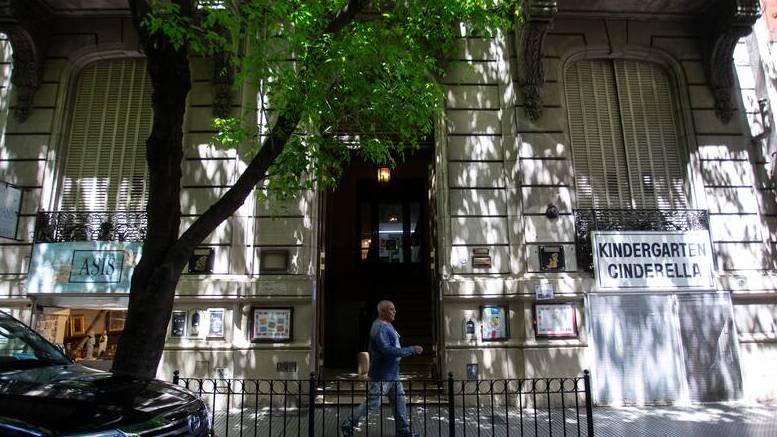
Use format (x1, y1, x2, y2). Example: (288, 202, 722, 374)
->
(112, 0, 191, 378)
(112, 0, 370, 379)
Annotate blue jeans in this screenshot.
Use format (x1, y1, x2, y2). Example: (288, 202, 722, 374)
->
(343, 380, 411, 434)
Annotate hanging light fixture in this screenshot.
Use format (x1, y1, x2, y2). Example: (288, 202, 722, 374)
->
(377, 166, 391, 183)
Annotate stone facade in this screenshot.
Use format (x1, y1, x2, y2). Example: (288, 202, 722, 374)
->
(0, 0, 775, 405)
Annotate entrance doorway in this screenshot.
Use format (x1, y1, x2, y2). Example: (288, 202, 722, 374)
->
(321, 149, 437, 378)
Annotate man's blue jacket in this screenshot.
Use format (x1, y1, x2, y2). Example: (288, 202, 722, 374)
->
(367, 319, 416, 380)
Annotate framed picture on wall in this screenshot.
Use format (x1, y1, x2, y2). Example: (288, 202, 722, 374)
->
(108, 311, 126, 332)
(69, 315, 85, 336)
(480, 305, 508, 341)
(170, 311, 186, 338)
(534, 303, 577, 338)
(250, 307, 293, 342)
(207, 308, 225, 338)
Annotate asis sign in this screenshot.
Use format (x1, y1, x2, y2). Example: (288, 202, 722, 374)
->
(26, 241, 143, 293)
(591, 231, 715, 291)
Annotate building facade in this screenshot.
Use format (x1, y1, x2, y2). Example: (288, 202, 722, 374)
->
(0, 0, 775, 405)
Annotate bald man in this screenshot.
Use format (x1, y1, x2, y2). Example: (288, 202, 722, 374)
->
(341, 300, 422, 437)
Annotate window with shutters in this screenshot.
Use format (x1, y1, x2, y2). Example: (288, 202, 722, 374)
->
(59, 58, 152, 211)
(565, 59, 688, 209)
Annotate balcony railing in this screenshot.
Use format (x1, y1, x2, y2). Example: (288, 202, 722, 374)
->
(574, 209, 710, 272)
(34, 211, 147, 243)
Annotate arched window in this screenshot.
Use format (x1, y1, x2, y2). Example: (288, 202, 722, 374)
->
(59, 58, 152, 211)
(565, 59, 687, 209)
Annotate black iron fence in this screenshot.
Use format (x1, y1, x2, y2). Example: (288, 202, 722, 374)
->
(173, 371, 594, 437)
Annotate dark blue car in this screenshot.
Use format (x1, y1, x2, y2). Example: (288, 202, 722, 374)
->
(0, 310, 210, 436)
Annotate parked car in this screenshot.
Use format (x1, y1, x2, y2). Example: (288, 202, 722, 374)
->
(0, 310, 210, 436)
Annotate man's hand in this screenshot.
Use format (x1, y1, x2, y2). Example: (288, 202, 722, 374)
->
(413, 345, 423, 354)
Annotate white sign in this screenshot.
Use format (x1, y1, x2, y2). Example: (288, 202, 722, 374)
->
(0, 182, 22, 240)
(535, 282, 555, 300)
(592, 230, 715, 291)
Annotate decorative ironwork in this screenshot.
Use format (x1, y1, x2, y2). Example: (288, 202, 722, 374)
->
(575, 209, 710, 272)
(34, 211, 147, 243)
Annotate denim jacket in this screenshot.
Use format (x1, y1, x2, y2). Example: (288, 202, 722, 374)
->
(367, 319, 416, 380)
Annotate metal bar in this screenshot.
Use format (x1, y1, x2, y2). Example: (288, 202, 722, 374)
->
(254, 381, 260, 437)
(283, 380, 288, 436)
(269, 381, 274, 437)
(448, 373, 455, 437)
(584, 370, 595, 437)
(547, 378, 553, 437)
(490, 380, 495, 437)
(504, 380, 510, 437)
(561, 378, 567, 437)
(225, 379, 231, 437)
(239, 380, 245, 437)
(575, 377, 581, 437)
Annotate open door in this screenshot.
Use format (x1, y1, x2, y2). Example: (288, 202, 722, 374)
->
(321, 149, 436, 377)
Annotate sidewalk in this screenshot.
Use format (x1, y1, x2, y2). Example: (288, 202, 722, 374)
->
(208, 402, 777, 436)
(592, 403, 777, 437)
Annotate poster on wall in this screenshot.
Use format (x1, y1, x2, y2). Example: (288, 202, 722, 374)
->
(207, 308, 225, 338)
(171, 311, 186, 337)
(480, 305, 508, 341)
(251, 307, 293, 342)
(0, 181, 22, 240)
(534, 303, 577, 338)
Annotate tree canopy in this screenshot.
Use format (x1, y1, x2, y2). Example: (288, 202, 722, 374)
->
(148, 0, 517, 196)
(114, 0, 518, 378)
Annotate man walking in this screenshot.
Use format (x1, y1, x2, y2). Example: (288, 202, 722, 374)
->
(341, 300, 423, 437)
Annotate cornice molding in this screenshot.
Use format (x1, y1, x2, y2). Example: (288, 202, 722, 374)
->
(517, 0, 558, 121)
(701, 0, 760, 124)
(0, 0, 51, 123)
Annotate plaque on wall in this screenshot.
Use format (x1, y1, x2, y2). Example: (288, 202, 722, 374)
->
(189, 247, 215, 274)
(539, 245, 565, 272)
(171, 311, 186, 337)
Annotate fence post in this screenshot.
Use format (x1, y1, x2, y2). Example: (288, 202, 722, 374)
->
(308, 372, 316, 437)
(173, 370, 179, 385)
(447, 372, 455, 437)
(583, 369, 594, 436)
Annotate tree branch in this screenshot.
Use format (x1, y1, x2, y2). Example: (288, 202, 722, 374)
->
(169, 0, 372, 268)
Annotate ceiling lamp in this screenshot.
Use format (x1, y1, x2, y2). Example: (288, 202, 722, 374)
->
(377, 166, 391, 183)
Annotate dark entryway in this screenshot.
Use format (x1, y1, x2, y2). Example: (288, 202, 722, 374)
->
(320, 148, 437, 377)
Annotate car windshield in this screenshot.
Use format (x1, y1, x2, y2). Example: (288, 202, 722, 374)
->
(0, 313, 70, 370)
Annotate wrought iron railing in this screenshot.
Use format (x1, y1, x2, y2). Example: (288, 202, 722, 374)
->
(574, 209, 710, 272)
(173, 371, 595, 437)
(34, 211, 147, 243)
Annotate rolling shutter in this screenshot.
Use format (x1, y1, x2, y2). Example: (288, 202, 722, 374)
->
(60, 58, 151, 211)
(615, 61, 687, 209)
(565, 60, 688, 209)
(565, 61, 630, 209)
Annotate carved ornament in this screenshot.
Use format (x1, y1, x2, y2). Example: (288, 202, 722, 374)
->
(517, 0, 557, 121)
(701, 0, 760, 124)
(0, 0, 51, 123)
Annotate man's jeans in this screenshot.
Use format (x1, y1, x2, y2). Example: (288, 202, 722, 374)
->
(342, 380, 411, 434)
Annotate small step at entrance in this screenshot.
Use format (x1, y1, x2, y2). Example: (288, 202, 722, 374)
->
(317, 366, 445, 406)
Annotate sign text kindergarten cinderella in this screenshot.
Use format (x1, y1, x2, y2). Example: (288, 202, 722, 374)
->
(591, 230, 715, 291)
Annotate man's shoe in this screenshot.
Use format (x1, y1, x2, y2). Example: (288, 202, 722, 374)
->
(340, 422, 354, 437)
(398, 431, 420, 437)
